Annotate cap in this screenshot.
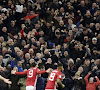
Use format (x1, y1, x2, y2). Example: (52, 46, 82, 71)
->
(92, 37, 97, 41)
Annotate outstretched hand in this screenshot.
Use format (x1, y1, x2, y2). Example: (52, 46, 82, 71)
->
(11, 70, 16, 75)
(95, 76, 98, 78)
(62, 84, 65, 88)
(46, 68, 53, 73)
(4, 79, 12, 84)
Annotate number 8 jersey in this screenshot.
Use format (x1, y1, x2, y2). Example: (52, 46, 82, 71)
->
(45, 69, 62, 90)
(15, 67, 46, 87)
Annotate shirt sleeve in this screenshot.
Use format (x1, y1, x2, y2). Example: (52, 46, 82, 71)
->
(84, 73, 90, 84)
(57, 72, 62, 80)
(15, 71, 27, 75)
(95, 77, 100, 87)
(37, 68, 46, 74)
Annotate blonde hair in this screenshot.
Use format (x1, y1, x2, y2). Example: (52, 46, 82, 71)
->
(75, 71, 81, 77)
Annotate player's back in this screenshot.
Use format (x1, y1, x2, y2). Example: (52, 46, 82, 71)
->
(45, 69, 62, 89)
(26, 67, 38, 86)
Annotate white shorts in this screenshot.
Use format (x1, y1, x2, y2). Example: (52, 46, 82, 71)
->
(45, 89, 57, 90)
(26, 86, 36, 90)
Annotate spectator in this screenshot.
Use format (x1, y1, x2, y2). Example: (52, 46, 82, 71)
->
(84, 72, 100, 90)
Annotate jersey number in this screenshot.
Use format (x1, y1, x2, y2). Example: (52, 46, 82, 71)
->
(49, 73, 55, 81)
(28, 70, 33, 78)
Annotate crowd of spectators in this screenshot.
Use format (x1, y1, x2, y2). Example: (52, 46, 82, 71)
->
(0, 0, 100, 90)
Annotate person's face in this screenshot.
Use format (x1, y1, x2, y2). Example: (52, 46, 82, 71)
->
(21, 24, 26, 29)
(2, 27, 7, 33)
(83, 30, 88, 35)
(95, 59, 100, 65)
(80, 1, 85, 6)
(59, 21, 64, 26)
(47, 58, 52, 64)
(8, 0, 12, 5)
(30, 59, 34, 64)
(74, 44, 79, 49)
(30, 11, 35, 15)
(39, 37, 44, 43)
(93, 50, 98, 54)
(20, 0, 25, 4)
(1, 13, 5, 18)
(36, 41, 40, 47)
(25, 53, 30, 60)
(92, 40, 97, 44)
(29, 49, 34, 54)
(89, 77, 94, 83)
(39, 31, 44, 36)
(85, 60, 90, 66)
(67, 2, 71, 7)
(64, 51, 68, 56)
(0, 6, 2, 10)
(8, 39, 14, 45)
(0, 37, 4, 42)
(92, 3, 97, 8)
(63, 43, 68, 49)
(60, 66, 64, 71)
(2, 47, 7, 53)
(21, 40, 26, 46)
(60, 7, 64, 13)
(28, 1, 31, 6)
(95, 23, 100, 29)
(17, 51, 22, 57)
(23, 7, 27, 12)
(18, 62, 22, 67)
(73, 27, 78, 32)
(84, 36, 88, 41)
(11, 21, 15, 26)
(46, 23, 50, 28)
(69, 30, 73, 35)
(51, 9, 54, 13)
(14, 39, 17, 44)
(86, 11, 91, 17)
(78, 67, 83, 73)
(35, 24, 40, 30)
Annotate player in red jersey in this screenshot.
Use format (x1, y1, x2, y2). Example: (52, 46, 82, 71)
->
(45, 63, 65, 90)
(12, 62, 51, 90)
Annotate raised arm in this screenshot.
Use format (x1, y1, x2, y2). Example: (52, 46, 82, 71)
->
(84, 73, 91, 84)
(37, 68, 52, 74)
(37, 69, 46, 74)
(95, 76, 100, 87)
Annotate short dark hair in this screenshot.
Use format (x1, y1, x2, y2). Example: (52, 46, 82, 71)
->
(38, 63, 44, 69)
(57, 63, 63, 67)
(83, 27, 87, 31)
(31, 62, 37, 67)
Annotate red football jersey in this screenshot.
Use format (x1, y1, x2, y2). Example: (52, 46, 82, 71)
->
(45, 69, 62, 89)
(15, 67, 46, 86)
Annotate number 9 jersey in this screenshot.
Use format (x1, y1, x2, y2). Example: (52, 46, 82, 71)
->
(15, 67, 46, 87)
(45, 69, 62, 90)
